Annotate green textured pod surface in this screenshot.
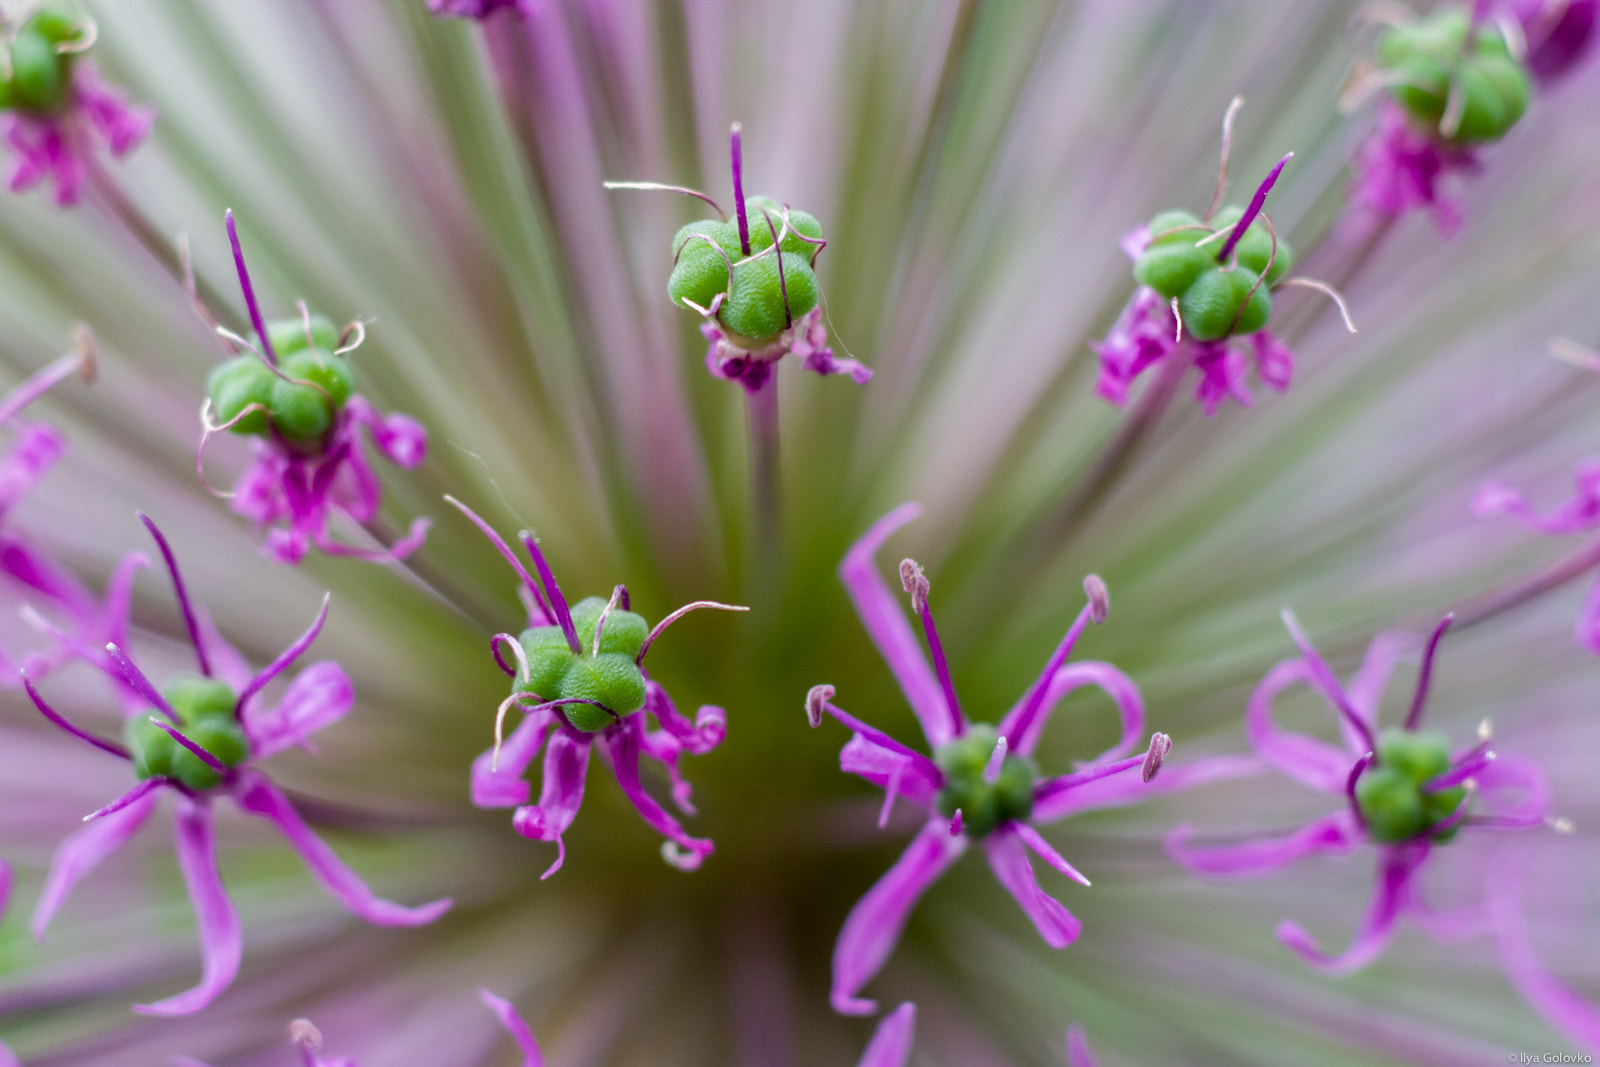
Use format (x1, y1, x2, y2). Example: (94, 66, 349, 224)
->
(1421, 784, 1467, 842)
(128, 716, 177, 781)
(10, 27, 68, 113)
(268, 350, 352, 441)
(718, 253, 818, 346)
(1354, 766, 1426, 843)
(1145, 211, 1205, 247)
(279, 349, 354, 409)
(27, 3, 90, 44)
(669, 220, 738, 311)
(206, 356, 276, 436)
(1230, 271, 1272, 336)
(1213, 205, 1294, 285)
(1375, 728, 1452, 785)
(933, 725, 1039, 839)
(163, 674, 238, 722)
(1376, 8, 1530, 144)
(266, 314, 340, 358)
(1177, 269, 1243, 342)
(170, 717, 250, 792)
(1133, 242, 1213, 300)
(569, 597, 649, 660)
(557, 653, 647, 728)
(1451, 56, 1529, 142)
(517, 626, 575, 699)
(744, 197, 825, 259)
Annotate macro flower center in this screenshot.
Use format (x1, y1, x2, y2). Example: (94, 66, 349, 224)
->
(206, 313, 354, 450)
(516, 595, 651, 732)
(1352, 728, 1468, 844)
(126, 673, 250, 792)
(932, 724, 1039, 839)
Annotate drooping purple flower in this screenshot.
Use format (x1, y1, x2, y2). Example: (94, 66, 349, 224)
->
(1168, 611, 1559, 976)
(199, 213, 430, 565)
(21, 515, 450, 1017)
(811, 503, 1257, 1015)
(1473, 459, 1600, 653)
(426, 0, 528, 18)
(449, 496, 745, 875)
(3, 59, 154, 207)
(1509, 0, 1598, 83)
(1349, 100, 1480, 238)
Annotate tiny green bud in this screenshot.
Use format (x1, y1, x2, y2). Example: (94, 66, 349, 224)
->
(267, 350, 352, 442)
(1176, 269, 1240, 342)
(668, 220, 738, 311)
(1421, 784, 1468, 842)
(265, 315, 341, 358)
(932, 725, 1039, 839)
(1133, 242, 1213, 300)
(1375, 728, 1451, 785)
(1354, 766, 1426, 843)
(1144, 211, 1204, 247)
(517, 626, 574, 698)
(1213, 205, 1294, 285)
(27, 3, 91, 45)
(1375, 8, 1531, 145)
(745, 197, 825, 259)
(718, 252, 819, 346)
(163, 674, 238, 724)
(557, 653, 647, 728)
(569, 596, 649, 660)
(128, 716, 176, 780)
(9, 26, 68, 113)
(170, 717, 250, 792)
(206, 355, 276, 436)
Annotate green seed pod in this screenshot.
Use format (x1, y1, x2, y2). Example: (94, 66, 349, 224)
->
(27, 3, 91, 45)
(169, 716, 250, 792)
(1375, 728, 1452, 785)
(668, 220, 738, 312)
(744, 197, 825, 259)
(557, 653, 647, 729)
(266, 314, 341, 358)
(1229, 270, 1272, 337)
(1213, 206, 1294, 285)
(1354, 765, 1426, 843)
(1144, 210, 1205, 247)
(10, 26, 68, 114)
(1421, 784, 1467, 842)
(1376, 9, 1531, 145)
(1133, 242, 1213, 300)
(206, 355, 276, 436)
(718, 252, 819, 346)
(1176, 268, 1241, 342)
(128, 716, 177, 781)
(1451, 56, 1529, 142)
(934, 724, 998, 781)
(991, 754, 1039, 825)
(268, 350, 352, 442)
(517, 626, 575, 699)
(163, 674, 238, 723)
(568, 596, 650, 660)
(279, 349, 354, 410)
(937, 779, 1002, 839)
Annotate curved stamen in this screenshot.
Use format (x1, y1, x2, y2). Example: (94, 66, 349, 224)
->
(1217, 152, 1292, 264)
(197, 398, 268, 499)
(761, 209, 793, 329)
(900, 559, 963, 733)
(1404, 614, 1453, 731)
(137, 513, 212, 677)
(636, 600, 749, 664)
(1277, 277, 1357, 333)
(335, 320, 367, 355)
(730, 123, 751, 256)
(1005, 578, 1108, 754)
(592, 585, 626, 656)
(602, 181, 727, 221)
(148, 718, 230, 776)
(21, 673, 131, 759)
(490, 632, 523, 678)
(517, 531, 580, 654)
(1426, 751, 1495, 792)
(442, 496, 553, 622)
(1204, 95, 1245, 223)
(224, 210, 278, 367)
(105, 642, 181, 724)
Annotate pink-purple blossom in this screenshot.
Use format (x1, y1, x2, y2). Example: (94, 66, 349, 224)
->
(812, 502, 1254, 1015)
(703, 306, 871, 395)
(4, 60, 153, 207)
(1511, 0, 1598, 82)
(1167, 612, 1558, 975)
(1349, 100, 1480, 237)
(450, 496, 742, 876)
(22, 516, 450, 1017)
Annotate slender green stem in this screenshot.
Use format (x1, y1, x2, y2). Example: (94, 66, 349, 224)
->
(746, 371, 782, 581)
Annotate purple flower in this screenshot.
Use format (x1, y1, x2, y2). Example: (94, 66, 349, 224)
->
(856, 1002, 916, 1067)
(478, 989, 545, 1067)
(1474, 459, 1600, 652)
(1167, 612, 1557, 975)
(1067, 1024, 1102, 1067)
(1349, 100, 1479, 237)
(2, 15, 155, 208)
(22, 515, 450, 1017)
(812, 503, 1254, 1015)
(703, 306, 871, 395)
(1509, 0, 1598, 82)
(426, 0, 528, 17)
(449, 496, 745, 875)
(199, 213, 430, 565)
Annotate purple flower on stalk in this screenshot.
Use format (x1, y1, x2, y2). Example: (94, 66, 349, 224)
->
(448, 496, 746, 875)
(1167, 611, 1560, 975)
(21, 514, 450, 1017)
(809, 502, 1245, 1016)
(1349, 99, 1480, 238)
(198, 212, 430, 565)
(1473, 458, 1600, 653)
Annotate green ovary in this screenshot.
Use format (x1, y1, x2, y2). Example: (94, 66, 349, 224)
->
(513, 598, 653, 733)
(126, 674, 250, 792)
(933, 724, 1039, 840)
(1353, 729, 1467, 844)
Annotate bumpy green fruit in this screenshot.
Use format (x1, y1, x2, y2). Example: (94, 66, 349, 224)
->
(1133, 242, 1213, 300)
(512, 600, 654, 732)
(1354, 766, 1426, 843)
(207, 355, 276, 436)
(170, 716, 250, 792)
(719, 252, 819, 345)
(569, 596, 649, 659)
(744, 196, 825, 259)
(10, 26, 67, 113)
(1212, 205, 1294, 284)
(1376, 8, 1530, 144)
(559, 654, 648, 728)
(266, 314, 341, 358)
(518, 626, 575, 699)
(128, 674, 250, 790)
(128, 716, 177, 780)
(164, 674, 238, 722)
(1145, 210, 1205, 247)
(933, 724, 1039, 839)
(668, 220, 739, 311)
(269, 349, 353, 441)
(1355, 728, 1466, 843)
(1375, 728, 1451, 785)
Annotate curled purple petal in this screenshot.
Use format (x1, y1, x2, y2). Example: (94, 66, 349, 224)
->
(857, 1001, 916, 1067)
(1275, 844, 1427, 975)
(831, 819, 966, 1015)
(839, 504, 956, 747)
(646, 682, 725, 756)
(474, 708, 554, 809)
(1245, 659, 1355, 795)
(1001, 660, 1143, 762)
(984, 827, 1081, 948)
(134, 799, 242, 1016)
(242, 660, 354, 760)
(603, 715, 712, 870)
(33, 787, 160, 940)
(233, 771, 452, 925)
(510, 730, 591, 878)
(478, 988, 545, 1067)
(1165, 811, 1362, 878)
(344, 396, 427, 470)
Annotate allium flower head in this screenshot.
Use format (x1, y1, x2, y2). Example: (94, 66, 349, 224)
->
(199, 213, 430, 565)
(0, 2, 152, 206)
(21, 514, 449, 1016)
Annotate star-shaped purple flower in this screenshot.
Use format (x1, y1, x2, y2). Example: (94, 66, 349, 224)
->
(22, 515, 450, 1017)
(1167, 611, 1557, 974)
(811, 503, 1255, 1015)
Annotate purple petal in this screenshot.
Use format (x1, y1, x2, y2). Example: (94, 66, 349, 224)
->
(1000, 660, 1143, 762)
(857, 1002, 916, 1067)
(473, 708, 554, 809)
(1066, 1024, 1101, 1067)
(831, 819, 966, 1015)
(32, 786, 160, 941)
(134, 799, 242, 1016)
(510, 729, 592, 878)
(1489, 840, 1600, 1053)
(1473, 460, 1600, 535)
(478, 988, 545, 1067)
(983, 827, 1082, 948)
(1474, 752, 1553, 826)
(0, 858, 10, 923)
(1279, 611, 1375, 756)
(1576, 573, 1600, 654)
(242, 661, 354, 760)
(1165, 811, 1362, 878)
(839, 734, 941, 809)
(1275, 844, 1427, 975)
(1033, 754, 1262, 822)
(232, 771, 452, 925)
(0, 1039, 17, 1067)
(1011, 821, 1090, 887)
(602, 714, 712, 870)
(839, 504, 955, 748)
(645, 681, 725, 756)
(1245, 659, 1355, 795)
(345, 396, 427, 469)
(0, 421, 65, 515)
